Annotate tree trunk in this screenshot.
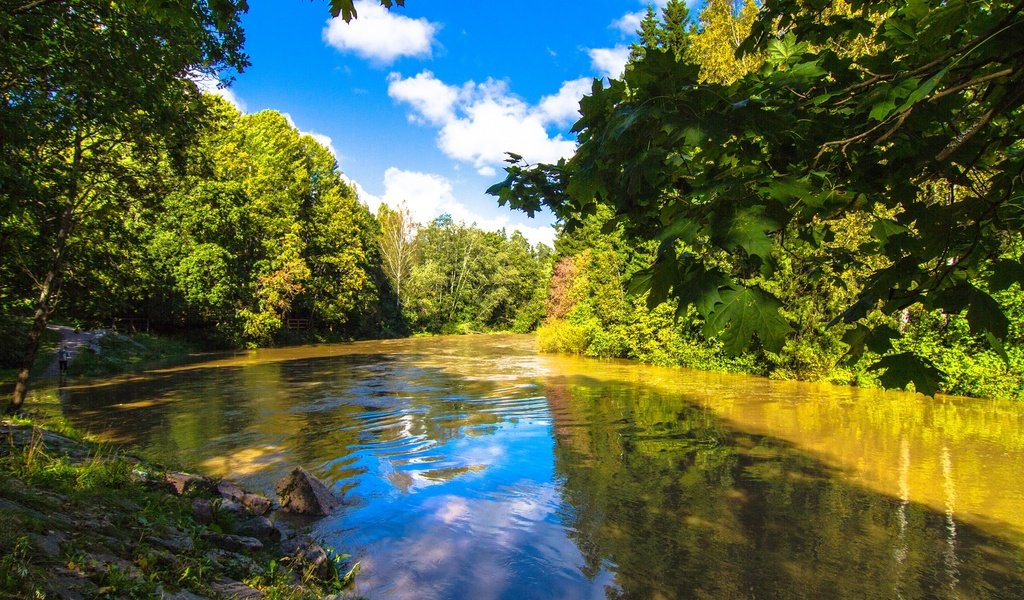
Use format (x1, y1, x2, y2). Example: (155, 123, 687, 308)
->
(8, 267, 63, 413)
(6, 131, 81, 414)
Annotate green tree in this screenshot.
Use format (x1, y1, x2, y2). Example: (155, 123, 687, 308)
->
(1, 0, 247, 412)
(629, 1, 693, 63)
(147, 101, 378, 345)
(491, 1, 1024, 395)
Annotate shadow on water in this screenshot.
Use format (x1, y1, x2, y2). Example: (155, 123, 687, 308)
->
(53, 335, 1024, 599)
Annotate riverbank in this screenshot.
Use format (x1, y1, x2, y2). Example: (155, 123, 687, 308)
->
(0, 416, 359, 599)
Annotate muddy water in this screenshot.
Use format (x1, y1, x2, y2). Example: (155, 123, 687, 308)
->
(54, 335, 1024, 599)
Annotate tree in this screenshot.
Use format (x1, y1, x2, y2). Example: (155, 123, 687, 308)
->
(688, 0, 761, 84)
(377, 204, 419, 311)
(146, 100, 378, 344)
(1, 0, 248, 413)
(629, 1, 693, 63)
(326, 0, 405, 21)
(490, 1, 1024, 395)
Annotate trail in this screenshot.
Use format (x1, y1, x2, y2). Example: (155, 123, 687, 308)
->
(42, 325, 104, 377)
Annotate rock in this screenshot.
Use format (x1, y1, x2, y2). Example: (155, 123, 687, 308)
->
(205, 548, 259, 577)
(199, 531, 263, 553)
(209, 578, 263, 599)
(240, 492, 272, 516)
(146, 527, 194, 553)
(157, 586, 209, 600)
(45, 566, 97, 600)
(216, 480, 272, 516)
(274, 467, 340, 516)
(215, 480, 245, 501)
(233, 516, 280, 543)
(30, 531, 66, 559)
(216, 498, 245, 515)
(281, 536, 334, 581)
(165, 472, 215, 496)
(192, 497, 214, 524)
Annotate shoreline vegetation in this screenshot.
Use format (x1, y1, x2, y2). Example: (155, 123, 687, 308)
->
(0, 415, 361, 600)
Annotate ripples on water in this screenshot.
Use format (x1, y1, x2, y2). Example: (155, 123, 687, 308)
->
(51, 335, 1024, 599)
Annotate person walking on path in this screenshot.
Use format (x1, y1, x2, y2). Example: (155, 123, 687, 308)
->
(57, 344, 69, 375)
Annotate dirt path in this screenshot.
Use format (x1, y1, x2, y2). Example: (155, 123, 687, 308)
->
(42, 325, 105, 377)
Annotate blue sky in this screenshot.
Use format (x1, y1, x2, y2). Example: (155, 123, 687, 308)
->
(204, 1, 699, 246)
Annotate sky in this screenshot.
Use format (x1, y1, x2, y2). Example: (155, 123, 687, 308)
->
(205, 1, 700, 247)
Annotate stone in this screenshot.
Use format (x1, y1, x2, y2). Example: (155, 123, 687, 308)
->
(199, 531, 263, 553)
(146, 527, 194, 553)
(165, 472, 215, 496)
(281, 536, 334, 581)
(209, 578, 263, 599)
(45, 567, 97, 600)
(204, 548, 260, 577)
(240, 492, 272, 516)
(216, 498, 245, 515)
(233, 516, 281, 543)
(216, 479, 271, 516)
(157, 587, 209, 600)
(274, 467, 340, 516)
(192, 497, 214, 524)
(30, 531, 65, 559)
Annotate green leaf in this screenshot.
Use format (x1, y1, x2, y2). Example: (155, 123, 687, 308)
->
(894, 67, 948, 114)
(985, 331, 1010, 366)
(870, 218, 908, 249)
(646, 255, 678, 308)
(712, 205, 780, 260)
(871, 353, 942, 396)
(842, 323, 900, 363)
(703, 286, 793, 354)
(766, 33, 806, 66)
(656, 216, 700, 244)
(965, 287, 1009, 341)
(675, 266, 729, 318)
(931, 283, 1009, 341)
(868, 79, 917, 121)
(989, 258, 1024, 291)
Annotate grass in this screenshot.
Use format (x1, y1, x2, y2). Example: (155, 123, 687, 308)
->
(68, 332, 197, 377)
(0, 418, 359, 599)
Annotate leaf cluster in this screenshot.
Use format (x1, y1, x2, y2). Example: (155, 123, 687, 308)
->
(493, 0, 1024, 394)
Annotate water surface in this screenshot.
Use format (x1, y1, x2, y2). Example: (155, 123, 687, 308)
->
(54, 335, 1024, 599)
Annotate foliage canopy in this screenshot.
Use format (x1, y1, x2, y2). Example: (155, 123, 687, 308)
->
(490, 0, 1024, 394)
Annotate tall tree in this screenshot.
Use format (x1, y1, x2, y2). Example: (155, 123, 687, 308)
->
(688, 0, 761, 84)
(629, 1, 693, 62)
(377, 203, 418, 311)
(1, 0, 248, 412)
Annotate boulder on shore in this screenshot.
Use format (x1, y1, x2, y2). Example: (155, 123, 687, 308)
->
(216, 479, 272, 516)
(274, 467, 340, 516)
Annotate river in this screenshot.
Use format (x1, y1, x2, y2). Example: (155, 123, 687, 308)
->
(45, 334, 1024, 599)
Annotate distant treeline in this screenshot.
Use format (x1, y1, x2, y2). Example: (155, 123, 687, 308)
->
(0, 95, 552, 356)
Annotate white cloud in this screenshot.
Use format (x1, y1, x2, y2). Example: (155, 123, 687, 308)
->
(387, 71, 580, 176)
(192, 73, 246, 112)
(613, 10, 645, 35)
(307, 132, 339, 160)
(538, 77, 591, 126)
(387, 71, 457, 124)
(281, 112, 340, 161)
(588, 45, 631, 79)
(357, 167, 555, 247)
(322, 0, 438, 65)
